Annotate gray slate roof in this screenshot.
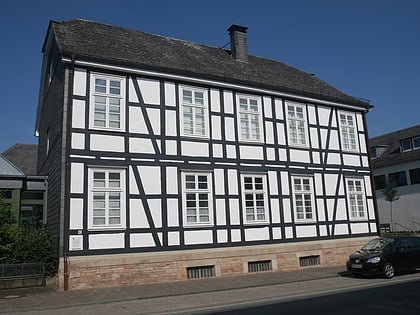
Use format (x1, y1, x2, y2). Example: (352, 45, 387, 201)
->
(1, 144, 38, 176)
(48, 19, 369, 109)
(369, 125, 420, 169)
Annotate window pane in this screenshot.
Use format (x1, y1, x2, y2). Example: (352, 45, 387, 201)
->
(109, 80, 120, 95)
(409, 168, 420, 185)
(183, 90, 193, 103)
(95, 79, 106, 93)
(93, 173, 105, 187)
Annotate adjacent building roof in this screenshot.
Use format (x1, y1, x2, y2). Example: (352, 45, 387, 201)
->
(369, 125, 420, 169)
(0, 154, 24, 177)
(46, 19, 370, 109)
(1, 144, 38, 176)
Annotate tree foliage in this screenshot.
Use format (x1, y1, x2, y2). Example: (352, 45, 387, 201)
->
(0, 197, 55, 275)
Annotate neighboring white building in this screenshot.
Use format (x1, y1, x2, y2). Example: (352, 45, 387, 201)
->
(35, 19, 377, 290)
(370, 125, 420, 232)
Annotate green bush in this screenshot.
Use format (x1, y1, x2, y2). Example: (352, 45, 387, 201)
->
(0, 198, 55, 275)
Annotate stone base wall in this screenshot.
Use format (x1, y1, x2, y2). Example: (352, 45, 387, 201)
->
(58, 237, 374, 290)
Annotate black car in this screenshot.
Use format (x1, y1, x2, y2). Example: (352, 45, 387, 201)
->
(346, 236, 420, 278)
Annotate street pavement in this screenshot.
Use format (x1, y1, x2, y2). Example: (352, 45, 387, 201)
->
(1, 266, 420, 314)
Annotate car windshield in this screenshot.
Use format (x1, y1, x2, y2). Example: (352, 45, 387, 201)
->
(361, 238, 395, 251)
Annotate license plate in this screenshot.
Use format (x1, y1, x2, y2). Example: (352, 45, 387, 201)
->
(351, 264, 362, 269)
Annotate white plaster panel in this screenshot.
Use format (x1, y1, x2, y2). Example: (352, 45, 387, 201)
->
(359, 134, 367, 153)
(280, 172, 289, 195)
(166, 140, 177, 155)
(312, 152, 320, 164)
(138, 78, 160, 105)
(212, 144, 223, 158)
(184, 230, 213, 245)
(328, 129, 340, 150)
(282, 199, 292, 223)
(364, 176, 372, 196)
(314, 173, 324, 196)
(164, 82, 176, 106)
(274, 98, 283, 120)
(129, 166, 139, 195)
(319, 225, 328, 236)
(327, 153, 341, 165)
(90, 134, 124, 152)
(296, 225, 317, 238)
(276, 123, 286, 145)
(270, 199, 280, 223)
(343, 154, 361, 167)
(267, 147, 275, 161)
(279, 148, 287, 162)
(69, 235, 83, 251)
(214, 169, 225, 195)
(89, 233, 124, 250)
(216, 199, 226, 225)
(73, 68, 86, 96)
(361, 156, 369, 168)
(217, 230, 228, 243)
(129, 138, 155, 154)
(72, 99, 85, 128)
(149, 199, 162, 228)
(317, 106, 331, 127)
(367, 199, 376, 219)
(69, 198, 83, 230)
(265, 121, 274, 144)
(165, 110, 177, 136)
(245, 227, 269, 241)
(166, 167, 178, 195)
(336, 199, 348, 220)
(224, 117, 236, 141)
(285, 226, 294, 239)
(130, 199, 149, 228)
(334, 224, 349, 236)
(356, 113, 364, 132)
(138, 166, 161, 195)
(272, 227, 282, 240)
(167, 198, 179, 227)
(146, 108, 161, 135)
(263, 96, 272, 118)
(316, 199, 326, 221)
(129, 106, 148, 134)
(289, 149, 310, 163)
(71, 133, 85, 150)
(229, 199, 240, 225)
(326, 199, 335, 221)
(324, 174, 338, 196)
(181, 141, 209, 157)
(130, 233, 156, 248)
(226, 145, 236, 159)
(212, 116, 222, 140)
(70, 163, 84, 194)
(307, 105, 316, 125)
(210, 89, 220, 112)
(370, 223, 377, 233)
(129, 78, 139, 103)
(231, 229, 241, 242)
(239, 146, 263, 160)
(227, 170, 238, 195)
(268, 171, 278, 195)
(168, 231, 180, 246)
(310, 127, 319, 149)
(350, 222, 369, 234)
(223, 91, 234, 114)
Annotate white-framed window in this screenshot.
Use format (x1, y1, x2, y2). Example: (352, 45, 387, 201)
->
(339, 111, 358, 151)
(292, 176, 315, 222)
(286, 101, 308, 147)
(346, 178, 366, 220)
(90, 74, 126, 130)
(238, 94, 263, 142)
(182, 172, 213, 226)
(180, 86, 208, 137)
(241, 174, 269, 224)
(88, 168, 126, 230)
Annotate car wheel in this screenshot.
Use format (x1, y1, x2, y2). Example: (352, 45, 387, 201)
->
(383, 262, 395, 278)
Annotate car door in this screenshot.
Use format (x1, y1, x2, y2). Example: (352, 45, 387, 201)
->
(393, 238, 416, 271)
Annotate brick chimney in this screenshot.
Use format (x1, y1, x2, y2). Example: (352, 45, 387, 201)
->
(228, 24, 248, 62)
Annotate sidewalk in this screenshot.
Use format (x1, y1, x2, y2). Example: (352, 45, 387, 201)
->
(1, 266, 347, 314)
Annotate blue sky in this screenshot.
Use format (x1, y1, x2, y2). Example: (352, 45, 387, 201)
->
(1, 0, 419, 153)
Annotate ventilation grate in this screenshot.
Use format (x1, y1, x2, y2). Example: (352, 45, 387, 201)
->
(299, 255, 320, 267)
(187, 265, 215, 279)
(248, 260, 272, 273)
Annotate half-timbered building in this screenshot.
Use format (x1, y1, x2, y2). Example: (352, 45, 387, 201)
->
(35, 19, 378, 289)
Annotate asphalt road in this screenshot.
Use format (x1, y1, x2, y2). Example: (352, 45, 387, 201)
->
(208, 279, 420, 315)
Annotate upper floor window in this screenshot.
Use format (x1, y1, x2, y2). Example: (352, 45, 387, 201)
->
(389, 171, 407, 187)
(90, 74, 125, 130)
(409, 168, 420, 185)
(339, 111, 358, 151)
(369, 147, 378, 159)
(88, 168, 126, 230)
(346, 178, 366, 220)
(241, 174, 268, 224)
(180, 86, 208, 137)
(182, 172, 213, 226)
(292, 176, 315, 222)
(238, 95, 262, 142)
(400, 136, 420, 152)
(286, 102, 308, 147)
